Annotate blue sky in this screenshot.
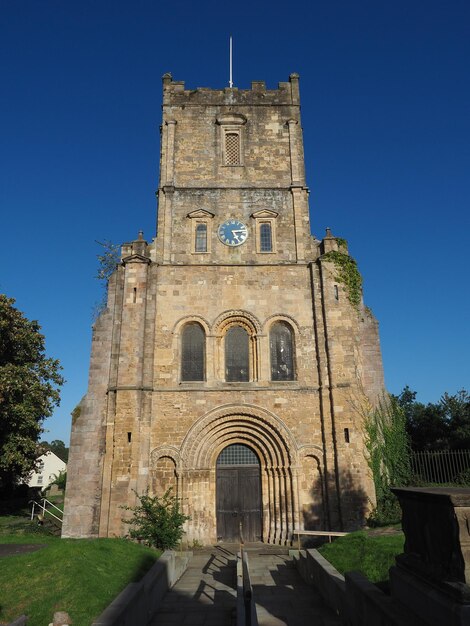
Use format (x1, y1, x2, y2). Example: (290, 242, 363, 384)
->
(1, 1, 469, 445)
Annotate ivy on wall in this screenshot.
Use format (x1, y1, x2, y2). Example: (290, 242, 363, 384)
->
(363, 394, 411, 525)
(334, 237, 348, 251)
(322, 250, 363, 308)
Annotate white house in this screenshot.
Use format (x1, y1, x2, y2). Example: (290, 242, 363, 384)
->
(27, 451, 66, 490)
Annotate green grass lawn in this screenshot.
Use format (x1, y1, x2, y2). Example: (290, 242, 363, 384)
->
(0, 520, 160, 626)
(318, 529, 404, 584)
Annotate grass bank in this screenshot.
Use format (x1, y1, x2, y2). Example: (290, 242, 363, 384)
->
(0, 528, 160, 626)
(318, 529, 404, 584)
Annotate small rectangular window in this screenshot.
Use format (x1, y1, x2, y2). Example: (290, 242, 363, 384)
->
(195, 223, 208, 252)
(225, 132, 240, 165)
(260, 223, 273, 252)
(334, 285, 339, 301)
(344, 428, 350, 443)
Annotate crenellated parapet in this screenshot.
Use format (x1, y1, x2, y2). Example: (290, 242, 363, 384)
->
(162, 72, 301, 107)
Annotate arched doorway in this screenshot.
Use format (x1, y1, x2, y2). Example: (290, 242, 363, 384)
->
(216, 444, 262, 542)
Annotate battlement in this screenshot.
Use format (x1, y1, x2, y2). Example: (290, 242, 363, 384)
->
(162, 73, 300, 107)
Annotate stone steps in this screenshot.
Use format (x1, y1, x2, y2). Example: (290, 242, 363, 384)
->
(150, 545, 341, 626)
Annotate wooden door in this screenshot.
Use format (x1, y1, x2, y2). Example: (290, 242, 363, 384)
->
(216, 465, 262, 542)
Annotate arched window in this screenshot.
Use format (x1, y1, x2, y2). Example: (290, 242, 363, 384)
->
(181, 323, 205, 381)
(225, 326, 249, 382)
(195, 223, 207, 252)
(270, 322, 294, 381)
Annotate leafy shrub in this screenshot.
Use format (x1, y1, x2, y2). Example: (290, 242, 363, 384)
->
(454, 467, 470, 486)
(367, 492, 402, 527)
(122, 488, 190, 550)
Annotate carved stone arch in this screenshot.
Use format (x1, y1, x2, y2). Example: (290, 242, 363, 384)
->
(212, 436, 268, 470)
(262, 314, 301, 336)
(179, 403, 299, 544)
(172, 315, 210, 335)
(266, 316, 298, 382)
(149, 446, 181, 497)
(297, 443, 324, 460)
(203, 420, 284, 471)
(297, 446, 326, 531)
(172, 317, 208, 383)
(150, 445, 182, 472)
(180, 403, 298, 470)
(213, 311, 261, 382)
(213, 309, 261, 337)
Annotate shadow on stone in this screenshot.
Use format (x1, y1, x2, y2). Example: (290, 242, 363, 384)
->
(299, 468, 369, 547)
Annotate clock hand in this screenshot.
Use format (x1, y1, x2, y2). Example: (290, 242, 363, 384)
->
(232, 230, 245, 242)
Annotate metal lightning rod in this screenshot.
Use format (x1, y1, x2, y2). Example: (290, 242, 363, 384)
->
(229, 36, 233, 88)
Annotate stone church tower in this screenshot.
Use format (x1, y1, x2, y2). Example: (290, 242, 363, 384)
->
(63, 73, 384, 544)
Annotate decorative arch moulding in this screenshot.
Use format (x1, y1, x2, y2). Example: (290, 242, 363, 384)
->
(150, 444, 182, 463)
(262, 313, 301, 335)
(173, 310, 300, 338)
(179, 403, 300, 470)
(213, 309, 262, 334)
(172, 314, 211, 334)
(297, 443, 324, 461)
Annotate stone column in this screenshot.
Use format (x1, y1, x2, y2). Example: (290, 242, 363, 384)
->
(259, 332, 270, 384)
(283, 466, 294, 544)
(206, 334, 216, 384)
(292, 466, 301, 537)
(269, 467, 277, 543)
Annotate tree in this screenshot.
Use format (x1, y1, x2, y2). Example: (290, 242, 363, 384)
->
(94, 240, 121, 318)
(0, 296, 64, 493)
(395, 386, 470, 451)
(51, 470, 67, 491)
(41, 439, 69, 463)
(442, 390, 470, 449)
(396, 386, 448, 450)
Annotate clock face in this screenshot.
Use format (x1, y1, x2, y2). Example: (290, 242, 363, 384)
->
(218, 219, 248, 247)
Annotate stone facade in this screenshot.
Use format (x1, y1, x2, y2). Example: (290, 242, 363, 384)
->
(62, 73, 384, 544)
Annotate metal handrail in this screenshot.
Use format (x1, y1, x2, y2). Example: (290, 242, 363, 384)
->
(43, 497, 63, 514)
(237, 520, 258, 626)
(30, 498, 63, 524)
